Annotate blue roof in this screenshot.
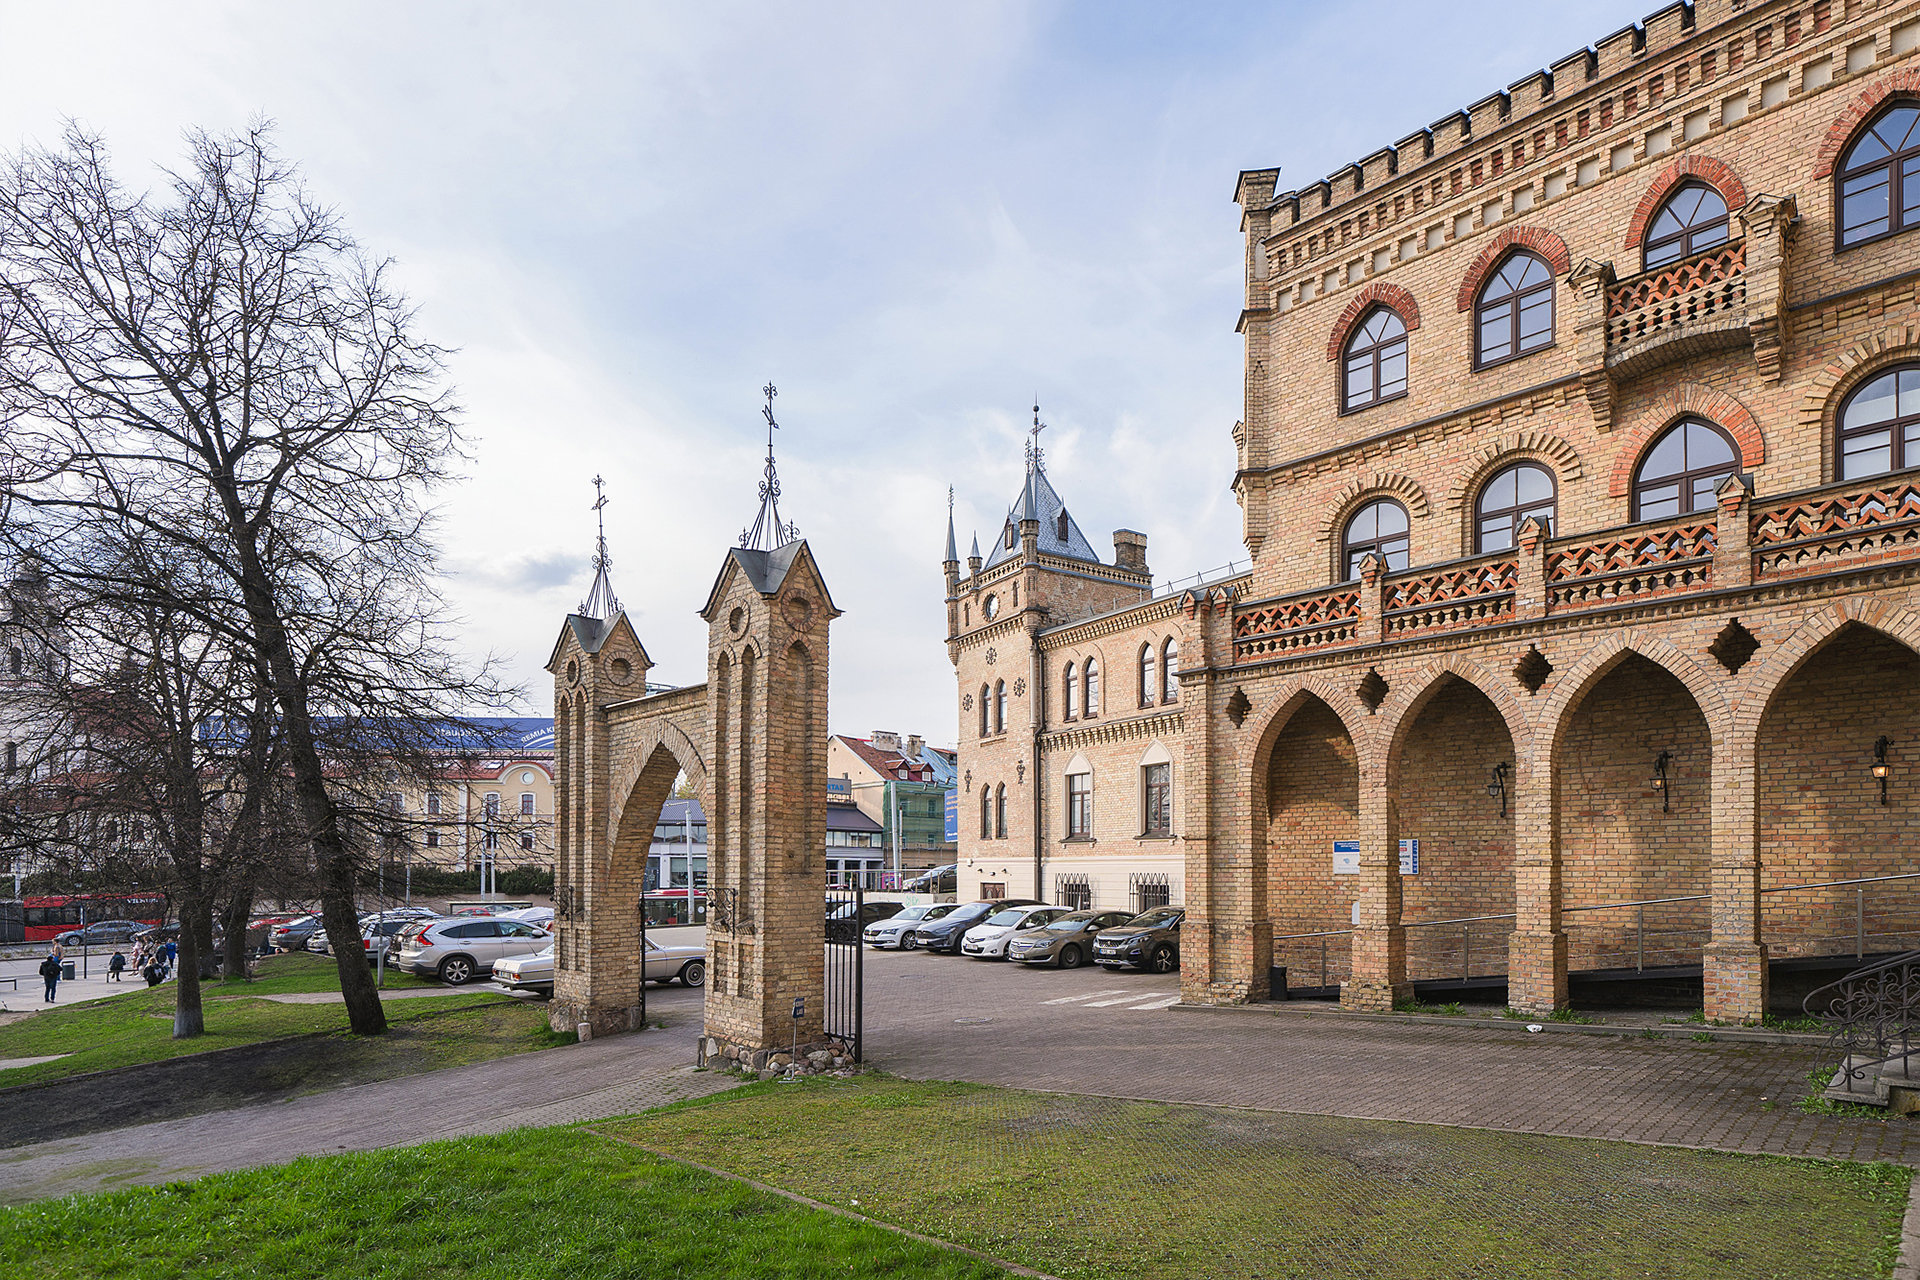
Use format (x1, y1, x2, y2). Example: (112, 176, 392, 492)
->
(658, 798, 705, 826)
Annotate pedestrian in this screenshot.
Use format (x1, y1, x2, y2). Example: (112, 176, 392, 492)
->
(163, 938, 177, 969)
(38, 950, 62, 1003)
(107, 950, 127, 981)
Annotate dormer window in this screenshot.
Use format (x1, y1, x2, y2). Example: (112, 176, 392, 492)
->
(1056, 511, 1069, 541)
(1004, 523, 1017, 550)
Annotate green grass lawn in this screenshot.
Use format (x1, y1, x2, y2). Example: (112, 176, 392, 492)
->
(605, 1076, 1913, 1280)
(0, 1128, 1007, 1280)
(0, 953, 540, 1089)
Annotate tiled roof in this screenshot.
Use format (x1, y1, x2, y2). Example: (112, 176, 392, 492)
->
(982, 467, 1101, 570)
(835, 734, 938, 783)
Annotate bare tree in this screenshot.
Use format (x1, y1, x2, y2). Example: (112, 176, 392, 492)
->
(0, 124, 509, 1035)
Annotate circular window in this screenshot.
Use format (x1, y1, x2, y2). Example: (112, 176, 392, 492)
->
(609, 657, 632, 683)
(565, 659, 579, 685)
(983, 594, 1000, 621)
(727, 606, 746, 635)
(521, 771, 534, 785)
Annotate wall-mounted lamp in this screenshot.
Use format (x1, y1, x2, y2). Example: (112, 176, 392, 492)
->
(1650, 750, 1673, 813)
(1873, 736, 1894, 806)
(1484, 762, 1510, 818)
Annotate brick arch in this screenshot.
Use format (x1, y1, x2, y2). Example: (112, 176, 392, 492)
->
(1812, 71, 1920, 181)
(1454, 227, 1574, 312)
(1320, 472, 1431, 545)
(1445, 431, 1584, 514)
(1622, 155, 1748, 250)
(1324, 282, 1421, 361)
(605, 717, 709, 861)
(1379, 657, 1535, 786)
(1607, 383, 1765, 499)
(1249, 677, 1378, 792)
(1732, 601, 1920, 747)
(1535, 629, 1731, 757)
(1795, 322, 1920, 439)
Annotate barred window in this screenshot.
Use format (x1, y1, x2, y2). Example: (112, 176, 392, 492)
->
(1056, 873, 1092, 911)
(1130, 872, 1173, 913)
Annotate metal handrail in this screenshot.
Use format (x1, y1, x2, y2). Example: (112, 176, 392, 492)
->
(1271, 927, 1353, 940)
(1569, 893, 1706, 912)
(1405, 912, 1516, 927)
(1763, 871, 1920, 894)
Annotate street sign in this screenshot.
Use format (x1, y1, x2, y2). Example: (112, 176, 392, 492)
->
(1399, 839, 1419, 875)
(792, 996, 805, 1021)
(1332, 840, 1360, 875)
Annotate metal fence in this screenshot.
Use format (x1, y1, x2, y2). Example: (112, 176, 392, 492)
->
(824, 886, 865, 1063)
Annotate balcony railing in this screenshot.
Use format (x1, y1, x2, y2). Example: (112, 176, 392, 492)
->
(1231, 471, 1920, 664)
(1604, 239, 1747, 354)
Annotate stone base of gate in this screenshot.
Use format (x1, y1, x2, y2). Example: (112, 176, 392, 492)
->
(550, 1000, 646, 1040)
(1703, 941, 1770, 1024)
(1340, 978, 1414, 1011)
(698, 1032, 855, 1075)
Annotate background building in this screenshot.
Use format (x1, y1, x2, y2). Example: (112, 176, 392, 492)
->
(829, 730, 958, 881)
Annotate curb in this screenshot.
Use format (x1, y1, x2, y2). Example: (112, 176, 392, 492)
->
(1168, 1000, 1833, 1046)
(1898, 1175, 1920, 1280)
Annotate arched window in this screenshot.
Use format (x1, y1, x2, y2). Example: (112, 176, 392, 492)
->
(1055, 511, 1069, 541)
(1139, 643, 1156, 707)
(1004, 522, 1017, 550)
(1341, 307, 1409, 413)
(994, 679, 1007, 734)
(979, 786, 991, 840)
(1475, 462, 1557, 552)
(1838, 363, 1920, 480)
(1083, 657, 1100, 718)
(1161, 638, 1178, 703)
(978, 685, 990, 737)
(1064, 663, 1078, 719)
(1474, 252, 1554, 368)
(994, 783, 1007, 839)
(1643, 182, 1729, 270)
(1837, 101, 1920, 248)
(1341, 499, 1410, 579)
(1631, 418, 1741, 520)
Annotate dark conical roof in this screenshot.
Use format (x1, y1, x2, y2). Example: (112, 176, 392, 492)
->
(982, 467, 1101, 569)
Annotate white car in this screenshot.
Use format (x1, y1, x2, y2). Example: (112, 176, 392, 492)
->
(862, 902, 959, 950)
(497, 906, 554, 930)
(489, 938, 706, 995)
(960, 904, 1068, 959)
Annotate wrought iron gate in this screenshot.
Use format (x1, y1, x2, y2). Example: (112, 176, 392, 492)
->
(824, 885, 865, 1062)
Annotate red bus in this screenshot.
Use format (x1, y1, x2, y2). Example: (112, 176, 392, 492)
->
(9, 893, 167, 942)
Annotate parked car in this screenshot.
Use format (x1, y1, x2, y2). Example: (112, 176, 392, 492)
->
(826, 899, 903, 943)
(1006, 909, 1138, 968)
(395, 917, 551, 984)
(903, 864, 956, 894)
(491, 936, 705, 995)
(862, 902, 958, 949)
(268, 915, 324, 953)
(1092, 906, 1185, 973)
(498, 906, 554, 930)
(960, 904, 1068, 958)
(55, 919, 148, 947)
(360, 915, 434, 965)
(910, 900, 1038, 954)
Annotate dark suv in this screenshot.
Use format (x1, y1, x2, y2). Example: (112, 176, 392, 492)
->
(826, 900, 902, 943)
(1092, 906, 1184, 973)
(910, 899, 1038, 953)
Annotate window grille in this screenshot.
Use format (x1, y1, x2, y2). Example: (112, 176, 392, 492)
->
(1130, 872, 1173, 913)
(1056, 873, 1092, 911)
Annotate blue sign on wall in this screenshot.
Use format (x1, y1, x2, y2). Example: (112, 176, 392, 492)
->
(944, 788, 959, 843)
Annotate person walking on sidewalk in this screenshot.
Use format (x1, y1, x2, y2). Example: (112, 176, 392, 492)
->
(107, 950, 127, 981)
(38, 950, 62, 1003)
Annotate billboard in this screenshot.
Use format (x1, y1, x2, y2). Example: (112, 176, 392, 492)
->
(944, 787, 959, 843)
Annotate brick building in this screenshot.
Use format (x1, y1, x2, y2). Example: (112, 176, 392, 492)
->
(950, 0, 1920, 1021)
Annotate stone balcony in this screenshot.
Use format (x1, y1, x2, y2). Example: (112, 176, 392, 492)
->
(1570, 192, 1796, 430)
(1230, 467, 1920, 666)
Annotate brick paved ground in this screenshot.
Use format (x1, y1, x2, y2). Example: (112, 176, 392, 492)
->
(859, 946, 1920, 1165)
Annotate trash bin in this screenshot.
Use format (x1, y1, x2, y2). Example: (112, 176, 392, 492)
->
(60, 960, 75, 981)
(1268, 964, 1287, 1000)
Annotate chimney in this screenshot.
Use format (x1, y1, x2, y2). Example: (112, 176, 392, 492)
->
(1113, 529, 1149, 575)
(905, 734, 923, 759)
(871, 729, 902, 753)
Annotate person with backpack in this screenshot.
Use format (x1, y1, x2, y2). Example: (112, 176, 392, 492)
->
(38, 950, 62, 1003)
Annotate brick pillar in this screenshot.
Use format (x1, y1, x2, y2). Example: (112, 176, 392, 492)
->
(1514, 515, 1549, 621)
(1343, 743, 1408, 1011)
(1357, 553, 1386, 645)
(1508, 757, 1567, 1013)
(1568, 257, 1616, 430)
(1705, 722, 1768, 1022)
(1712, 474, 1753, 591)
(1738, 192, 1796, 384)
(1178, 589, 1220, 1002)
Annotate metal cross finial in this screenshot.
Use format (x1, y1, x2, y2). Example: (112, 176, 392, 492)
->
(743, 382, 800, 551)
(580, 475, 621, 619)
(1025, 401, 1047, 474)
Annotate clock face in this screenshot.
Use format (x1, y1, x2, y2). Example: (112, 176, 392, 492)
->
(983, 594, 999, 621)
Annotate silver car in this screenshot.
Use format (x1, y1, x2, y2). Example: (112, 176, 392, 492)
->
(396, 917, 551, 984)
(862, 902, 958, 949)
(1006, 909, 1137, 968)
(491, 938, 705, 993)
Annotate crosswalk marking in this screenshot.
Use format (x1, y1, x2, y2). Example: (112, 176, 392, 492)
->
(1126, 995, 1182, 1011)
(1084, 993, 1160, 1007)
(1041, 988, 1129, 1005)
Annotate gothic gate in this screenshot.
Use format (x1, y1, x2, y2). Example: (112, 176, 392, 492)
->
(547, 536, 840, 1065)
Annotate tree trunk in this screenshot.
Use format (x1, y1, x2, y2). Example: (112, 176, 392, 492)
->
(172, 894, 206, 1039)
(193, 898, 218, 980)
(221, 892, 253, 982)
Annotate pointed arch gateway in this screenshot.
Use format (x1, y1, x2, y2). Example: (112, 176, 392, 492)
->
(547, 536, 842, 1072)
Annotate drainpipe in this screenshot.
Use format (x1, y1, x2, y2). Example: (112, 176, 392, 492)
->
(1030, 626, 1045, 900)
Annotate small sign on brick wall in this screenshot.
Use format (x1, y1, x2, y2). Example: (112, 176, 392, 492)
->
(1332, 840, 1360, 875)
(1399, 839, 1420, 875)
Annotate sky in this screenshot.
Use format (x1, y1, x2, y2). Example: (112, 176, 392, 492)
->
(0, 0, 1645, 745)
